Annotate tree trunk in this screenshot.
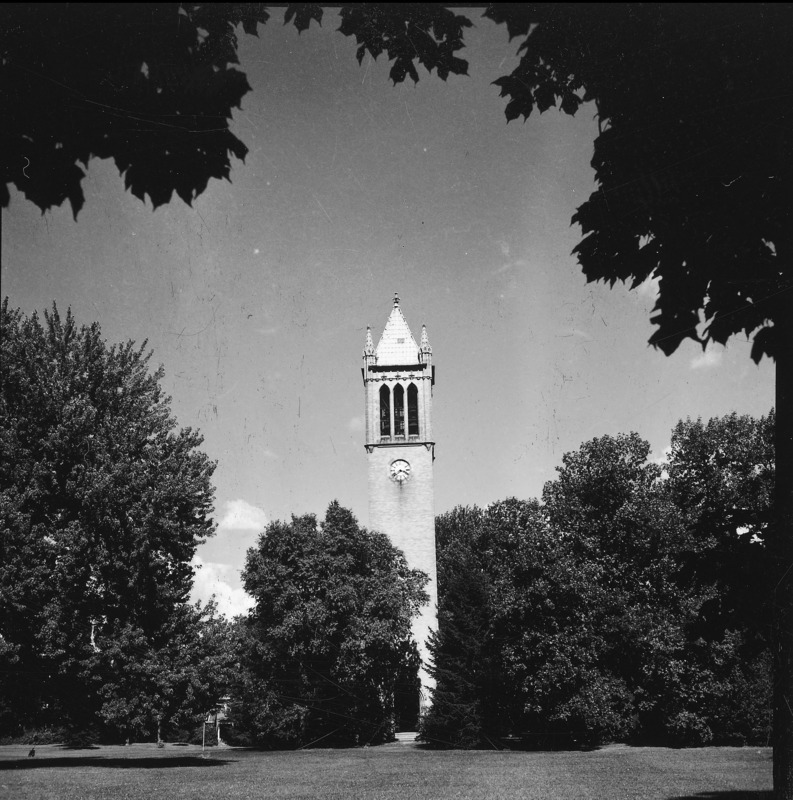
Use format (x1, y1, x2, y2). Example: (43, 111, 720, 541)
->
(774, 309, 793, 799)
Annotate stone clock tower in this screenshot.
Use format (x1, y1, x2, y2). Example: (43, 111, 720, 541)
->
(362, 294, 437, 715)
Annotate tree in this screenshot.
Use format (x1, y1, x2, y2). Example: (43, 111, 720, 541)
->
(422, 556, 493, 749)
(665, 412, 775, 644)
(421, 505, 499, 749)
(1, 3, 271, 216)
(543, 430, 770, 746)
(236, 501, 427, 748)
(662, 413, 775, 746)
(538, 438, 680, 746)
(0, 299, 219, 740)
(480, 4, 791, 363)
(94, 601, 239, 743)
(481, 497, 632, 749)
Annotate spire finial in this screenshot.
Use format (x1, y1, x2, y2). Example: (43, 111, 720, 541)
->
(393, 292, 400, 307)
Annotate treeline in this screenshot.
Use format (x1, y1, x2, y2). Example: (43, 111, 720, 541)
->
(421, 419, 774, 748)
(1, 301, 775, 749)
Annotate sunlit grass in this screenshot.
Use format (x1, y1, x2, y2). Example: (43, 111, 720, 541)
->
(0, 742, 771, 800)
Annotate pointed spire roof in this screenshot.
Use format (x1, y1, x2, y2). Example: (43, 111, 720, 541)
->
(374, 293, 421, 365)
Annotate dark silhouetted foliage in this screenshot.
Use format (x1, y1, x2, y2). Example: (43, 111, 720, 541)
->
(0, 300, 229, 741)
(2, 4, 270, 216)
(423, 419, 774, 750)
(234, 501, 427, 748)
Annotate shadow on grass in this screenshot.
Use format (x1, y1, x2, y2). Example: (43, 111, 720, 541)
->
(0, 756, 234, 771)
(61, 745, 101, 750)
(667, 792, 771, 800)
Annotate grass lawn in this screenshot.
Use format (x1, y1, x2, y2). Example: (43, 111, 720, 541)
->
(0, 741, 771, 800)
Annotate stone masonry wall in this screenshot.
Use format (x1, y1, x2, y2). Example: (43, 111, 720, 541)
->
(367, 443, 437, 699)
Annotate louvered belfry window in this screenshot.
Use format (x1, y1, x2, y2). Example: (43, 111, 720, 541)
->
(407, 383, 419, 436)
(379, 385, 391, 436)
(393, 384, 405, 436)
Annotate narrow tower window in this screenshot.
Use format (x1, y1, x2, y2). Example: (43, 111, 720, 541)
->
(379, 385, 391, 437)
(407, 383, 419, 437)
(393, 384, 405, 437)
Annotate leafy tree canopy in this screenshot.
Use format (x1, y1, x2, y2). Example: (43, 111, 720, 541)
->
(340, 2, 792, 360)
(0, 299, 220, 740)
(482, 3, 792, 362)
(0, 3, 471, 219)
(422, 505, 492, 749)
(1, 3, 271, 216)
(423, 419, 773, 749)
(338, 2, 789, 361)
(236, 501, 427, 748)
(665, 412, 775, 645)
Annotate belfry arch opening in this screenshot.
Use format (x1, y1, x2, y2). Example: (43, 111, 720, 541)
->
(393, 384, 405, 437)
(379, 385, 390, 437)
(407, 383, 419, 437)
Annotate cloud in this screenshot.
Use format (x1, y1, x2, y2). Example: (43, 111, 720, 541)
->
(348, 416, 364, 432)
(218, 499, 268, 531)
(191, 557, 254, 619)
(650, 446, 672, 466)
(690, 347, 723, 370)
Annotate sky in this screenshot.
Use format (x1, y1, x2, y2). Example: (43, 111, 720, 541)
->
(2, 9, 775, 617)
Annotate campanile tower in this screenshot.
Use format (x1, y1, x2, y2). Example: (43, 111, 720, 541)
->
(362, 294, 437, 713)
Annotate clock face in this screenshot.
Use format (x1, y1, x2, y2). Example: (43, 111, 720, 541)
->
(390, 459, 411, 483)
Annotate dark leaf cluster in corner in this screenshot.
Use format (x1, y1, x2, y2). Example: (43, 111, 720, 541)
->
(284, 3, 323, 34)
(1, 3, 270, 217)
(337, 4, 472, 85)
(484, 2, 791, 363)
